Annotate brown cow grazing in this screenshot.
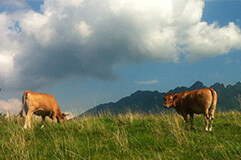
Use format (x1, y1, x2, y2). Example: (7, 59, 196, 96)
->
(163, 88, 217, 131)
(18, 90, 67, 128)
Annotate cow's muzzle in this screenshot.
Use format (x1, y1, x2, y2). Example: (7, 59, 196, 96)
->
(163, 102, 172, 108)
(163, 103, 168, 108)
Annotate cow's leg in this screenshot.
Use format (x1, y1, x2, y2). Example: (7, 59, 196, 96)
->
(182, 114, 188, 130)
(24, 110, 34, 129)
(52, 112, 57, 123)
(208, 108, 216, 132)
(208, 114, 214, 132)
(204, 108, 211, 131)
(190, 113, 195, 130)
(41, 116, 46, 128)
(204, 114, 209, 132)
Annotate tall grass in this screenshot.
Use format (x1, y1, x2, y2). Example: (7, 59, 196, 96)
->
(0, 112, 240, 159)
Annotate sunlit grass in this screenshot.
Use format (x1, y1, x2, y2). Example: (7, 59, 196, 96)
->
(0, 112, 240, 159)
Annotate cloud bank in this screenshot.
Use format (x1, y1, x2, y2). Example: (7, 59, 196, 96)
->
(0, 0, 241, 90)
(135, 80, 159, 85)
(0, 98, 21, 114)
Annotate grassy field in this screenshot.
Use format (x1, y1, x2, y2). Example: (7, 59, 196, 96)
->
(0, 112, 240, 160)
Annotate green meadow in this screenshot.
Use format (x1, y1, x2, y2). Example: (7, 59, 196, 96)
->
(0, 112, 240, 160)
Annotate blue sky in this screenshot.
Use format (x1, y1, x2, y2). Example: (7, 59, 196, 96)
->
(0, 0, 241, 114)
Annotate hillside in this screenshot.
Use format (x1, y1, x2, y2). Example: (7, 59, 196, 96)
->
(80, 90, 166, 117)
(78, 81, 241, 117)
(0, 112, 240, 159)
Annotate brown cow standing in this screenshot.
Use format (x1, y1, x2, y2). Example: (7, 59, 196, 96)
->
(18, 90, 67, 128)
(163, 88, 217, 131)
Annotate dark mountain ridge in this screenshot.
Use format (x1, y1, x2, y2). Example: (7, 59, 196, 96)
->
(77, 81, 241, 118)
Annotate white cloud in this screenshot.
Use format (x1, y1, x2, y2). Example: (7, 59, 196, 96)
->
(204, 0, 234, 1)
(76, 21, 92, 38)
(0, 54, 14, 77)
(0, 0, 27, 8)
(135, 80, 159, 85)
(0, 98, 22, 114)
(0, 0, 241, 90)
(185, 22, 241, 61)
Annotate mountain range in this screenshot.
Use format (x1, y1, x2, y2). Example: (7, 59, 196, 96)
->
(77, 81, 241, 118)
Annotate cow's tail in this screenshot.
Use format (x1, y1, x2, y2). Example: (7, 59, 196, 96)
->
(16, 91, 28, 118)
(209, 88, 218, 120)
(16, 108, 24, 118)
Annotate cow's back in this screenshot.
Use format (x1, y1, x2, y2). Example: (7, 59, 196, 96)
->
(26, 91, 59, 112)
(177, 88, 214, 114)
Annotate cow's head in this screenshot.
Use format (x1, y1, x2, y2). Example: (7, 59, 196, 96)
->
(57, 113, 68, 123)
(163, 93, 177, 108)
